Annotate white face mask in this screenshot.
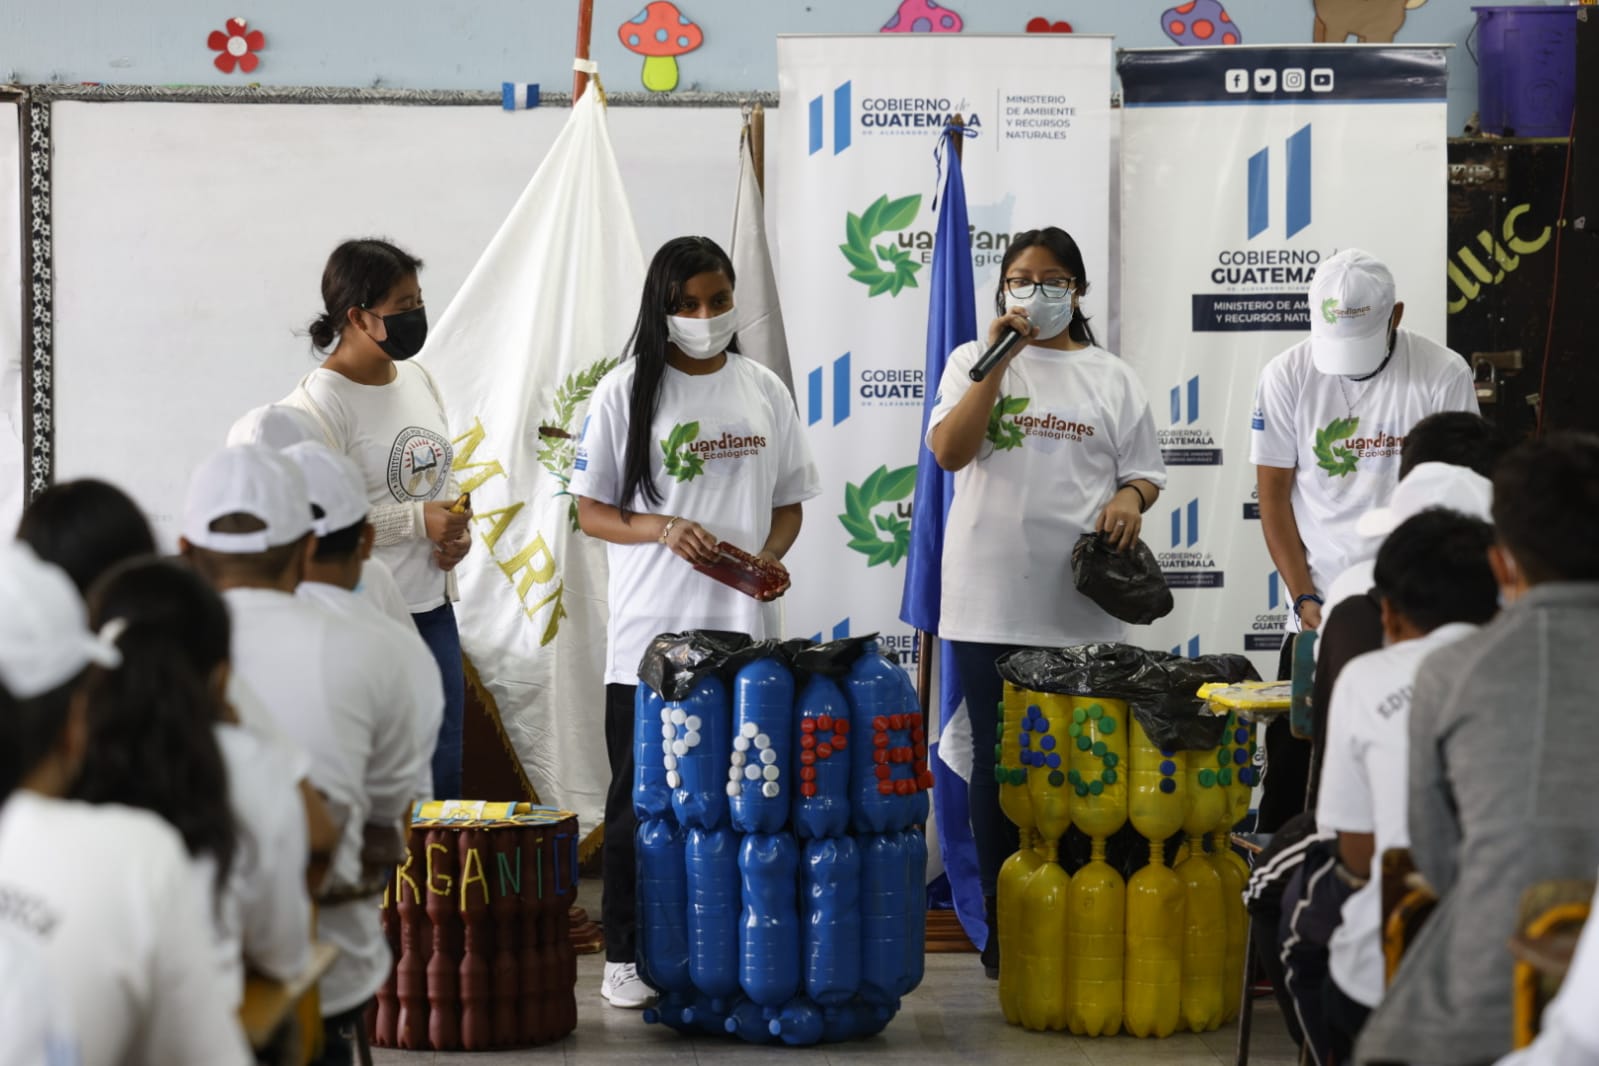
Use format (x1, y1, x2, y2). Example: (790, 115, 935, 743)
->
(1011, 290, 1077, 343)
(667, 308, 737, 361)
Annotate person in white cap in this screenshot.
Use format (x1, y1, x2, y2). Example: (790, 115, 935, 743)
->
(0, 541, 251, 1066)
(282, 439, 444, 801)
(179, 444, 428, 1066)
(1248, 248, 1477, 831)
(227, 402, 418, 631)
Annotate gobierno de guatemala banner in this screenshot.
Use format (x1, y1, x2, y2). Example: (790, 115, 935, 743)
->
(774, 33, 1114, 670)
(1118, 46, 1450, 678)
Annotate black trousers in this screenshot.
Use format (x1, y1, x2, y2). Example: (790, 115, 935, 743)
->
(948, 640, 1024, 898)
(1256, 636, 1311, 833)
(311, 1002, 370, 1066)
(1323, 977, 1371, 1066)
(602, 682, 637, 964)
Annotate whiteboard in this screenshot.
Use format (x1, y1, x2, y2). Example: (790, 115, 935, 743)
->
(49, 101, 747, 545)
(1, 99, 22, 531)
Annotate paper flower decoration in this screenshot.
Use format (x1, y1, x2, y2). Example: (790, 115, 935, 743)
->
(882, 0, 964, 33)
(1161, 1, 1242, 46)
(1026, 17, 1075, 33)
(208, 17, 266, 74)
(619, 2, 704, 93)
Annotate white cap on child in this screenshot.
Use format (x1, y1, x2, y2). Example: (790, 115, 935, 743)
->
(282, 440, 369, 537)
(182, 444, 314, 553)
(1356, 462, 1494, 539)
(0, 541, 121, 699)
(224, 404, 323, 450)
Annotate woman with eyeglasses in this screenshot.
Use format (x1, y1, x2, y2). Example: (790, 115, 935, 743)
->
(926, 226, 1167, 978)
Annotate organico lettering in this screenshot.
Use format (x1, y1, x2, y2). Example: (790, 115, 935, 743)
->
(451, 418, 567, 647)
(1447, 203, 1554, 314)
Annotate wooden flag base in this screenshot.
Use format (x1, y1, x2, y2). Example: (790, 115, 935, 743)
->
(924, 909, 979, 953)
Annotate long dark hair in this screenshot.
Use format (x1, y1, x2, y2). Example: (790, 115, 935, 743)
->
(618, 236, 738, 515)
(995, 227, 1097, 347)
(16, 479, 156, 595)
(0, 675, 83, 805)
(308, 238, 424, 351)
(75, 558, 237, 896)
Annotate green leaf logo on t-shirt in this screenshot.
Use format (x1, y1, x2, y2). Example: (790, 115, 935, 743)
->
(661, 421, 705, 482)
(838, 464, 917, 568)
(986, 395, 1031, 452)
(1313, 416, 1362, 477)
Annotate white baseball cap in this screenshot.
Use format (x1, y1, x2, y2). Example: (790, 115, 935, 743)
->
(282, 440, 369, 537)
(225, 404, 322, 450)
(1309, 249, 1397, 377)
(0, 541, 121, 699)
(182, 444, 314, 553)
(1356, 462, 1494, 539)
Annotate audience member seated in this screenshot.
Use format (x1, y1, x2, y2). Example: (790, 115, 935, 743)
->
(1357, 432, 1599, 1066)
(78, 558, 315, 1007)
(0, 542, 251, 1066)
(180, 444, 430, 1066)
(1284, 510, 1498, 1063)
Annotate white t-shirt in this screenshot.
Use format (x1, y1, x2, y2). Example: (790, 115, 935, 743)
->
(199, 724, 313, 1007)
(1250, 329, 1477, 595)
(0, 923, 78, 1066)
(926, 341, 1168, 646)
(570, 354, 820, 685)
(1316, 622, 1479, 1008)
(223, 586, 429, 1014)
(0, 793, 251, 1066)
(297, 580, 444, 800)
(357, 556, 416, 630)
(294, 363, 457, 612)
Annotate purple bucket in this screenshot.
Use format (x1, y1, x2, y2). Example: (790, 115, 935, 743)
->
(1472, 5, 1580, 137)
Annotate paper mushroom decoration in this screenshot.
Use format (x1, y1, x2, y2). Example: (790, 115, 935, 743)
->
(1161, 0, 1242, 45)
(619, 2, 704, 93)
(881, 0, 965, 33)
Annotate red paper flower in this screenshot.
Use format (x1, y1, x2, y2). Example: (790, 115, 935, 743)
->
(208, 18, 265, 74)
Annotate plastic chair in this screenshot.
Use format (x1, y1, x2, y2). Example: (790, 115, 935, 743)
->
(1510, 880, 1592, 1048)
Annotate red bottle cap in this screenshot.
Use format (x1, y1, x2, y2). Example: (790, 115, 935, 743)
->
(831, 735, 848, 751)
(817, 715, 833, 731)
(801, 719, 817, 734)
(817, 744, 833, 760)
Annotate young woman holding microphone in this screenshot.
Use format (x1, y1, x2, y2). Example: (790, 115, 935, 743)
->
(927, 227, 1167, 977)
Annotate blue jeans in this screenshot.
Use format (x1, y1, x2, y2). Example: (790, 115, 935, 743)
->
(412, 602, 465, 799)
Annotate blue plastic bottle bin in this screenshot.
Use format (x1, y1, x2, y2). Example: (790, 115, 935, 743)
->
(1473, 5, 1580, 137)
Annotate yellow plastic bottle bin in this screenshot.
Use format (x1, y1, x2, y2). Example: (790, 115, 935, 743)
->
(1211, 711, 1257, 1023)
(997, 833, 1045, 1026)
(1124, 718, 1189, 1038)
(1064, 698, 1127, 1037)
(998, 686, 1036, 835)
(1013, 694, 1076, 1031)
(1177, 741, 1228, 1033)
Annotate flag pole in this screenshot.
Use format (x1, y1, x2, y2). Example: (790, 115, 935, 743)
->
(751, 103, 767, 196)
(914, 113, 966, 717)
(572, 0, 596, 101)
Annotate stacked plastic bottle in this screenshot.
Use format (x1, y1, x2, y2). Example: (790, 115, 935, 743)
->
(991, 647, 1270, 1039)
(634, 636, 932, 1046)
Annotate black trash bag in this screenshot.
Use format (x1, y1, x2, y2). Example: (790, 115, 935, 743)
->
(637, 631, 819, 700)
(791, 634, 881, 680)
(1071, 532, 1174, 626)
(996, 643, 1259, 752)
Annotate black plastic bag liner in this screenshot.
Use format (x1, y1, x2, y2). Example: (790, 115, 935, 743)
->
(1072, 533, 1174, 626)
(638, 631, 828, 701)
(996, 643, 1260, 751)
(791, 634, 881, 679)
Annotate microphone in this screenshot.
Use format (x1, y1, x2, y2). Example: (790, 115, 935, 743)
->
(969, 328, 1024, 382)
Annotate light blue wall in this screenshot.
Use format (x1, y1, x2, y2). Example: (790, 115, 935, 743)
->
(6, 0, 1492, 128)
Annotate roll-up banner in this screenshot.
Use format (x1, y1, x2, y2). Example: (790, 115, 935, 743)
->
(1118, 46, 1449, 677)
(775, 33, 1115, 667)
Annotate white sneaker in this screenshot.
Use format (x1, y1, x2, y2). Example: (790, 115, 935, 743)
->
(601, 961, 656, 1009)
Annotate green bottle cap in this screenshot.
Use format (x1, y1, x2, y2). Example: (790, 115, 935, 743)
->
(1099, 718, 1116, 735)
(1087, 704, 1104, 720)
(1103, 752, 1119, 768)
(1088, 780, 1104, 795)
(1073, 708, 1087, 724)
(1077, 736, 1092, 751)
(1198, 769, 1216, 788)
(1102, 768, 1118, 785)
(1091, 741, 1107, 758)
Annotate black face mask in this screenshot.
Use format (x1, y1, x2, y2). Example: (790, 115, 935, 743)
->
(368, 306, 428, 361)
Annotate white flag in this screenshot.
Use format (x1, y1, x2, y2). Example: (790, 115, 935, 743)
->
(729, 133, 794, 395)
(420, 88, 645, 843)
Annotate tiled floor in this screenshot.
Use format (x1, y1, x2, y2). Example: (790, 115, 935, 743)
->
(372, 950, 1301, 1066)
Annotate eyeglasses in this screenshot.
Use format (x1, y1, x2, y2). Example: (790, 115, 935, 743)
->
(1004, 278, 1076, 300)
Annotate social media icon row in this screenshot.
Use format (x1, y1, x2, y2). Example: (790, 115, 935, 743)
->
(1225, 68, 1335, 94)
